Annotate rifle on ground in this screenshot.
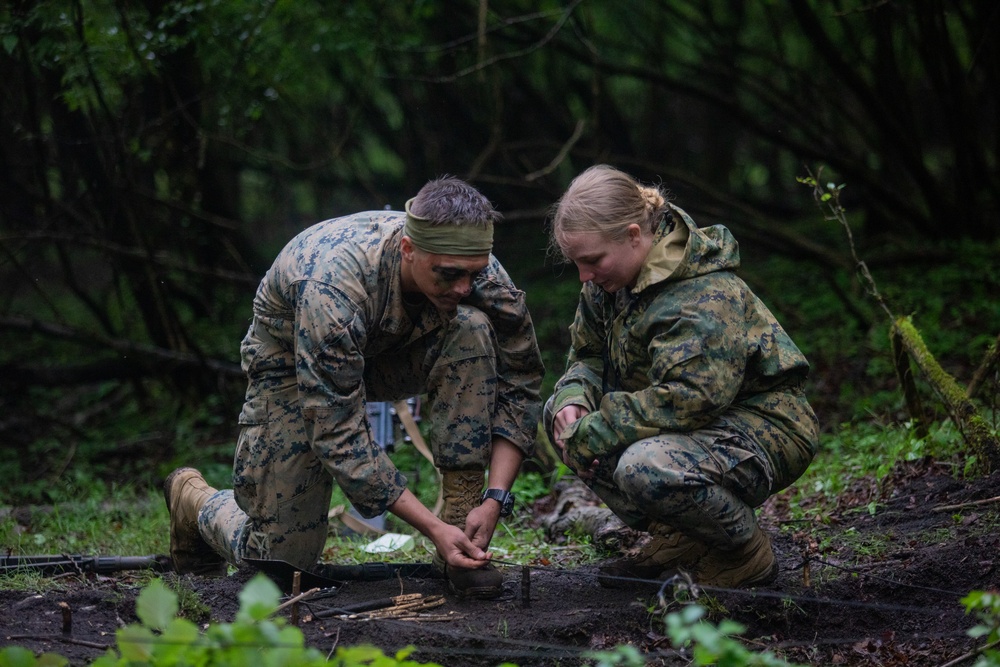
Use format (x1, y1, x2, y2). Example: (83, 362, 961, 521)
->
(0, 554, 171, 576)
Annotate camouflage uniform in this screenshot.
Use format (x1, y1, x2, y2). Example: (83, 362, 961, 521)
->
(546, 206, 818, 550)
(200, 211, 544, 569)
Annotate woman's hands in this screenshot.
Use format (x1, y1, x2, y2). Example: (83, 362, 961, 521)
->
(553, 404, 599, 479)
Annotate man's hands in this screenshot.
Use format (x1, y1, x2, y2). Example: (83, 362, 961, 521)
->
(455, 434, 521, 555)
(553, 404, 599, 479)
(446, 436, 517, 563)
(430, 522, 493, 569)
(463, 499, 501, 551)
(389, 489, 492, 569)
(431, 503, 500, 568)
(391, 436, 524, 569)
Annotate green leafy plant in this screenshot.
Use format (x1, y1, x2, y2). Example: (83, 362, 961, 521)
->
(93, 575, 326, 666)
(583, 645, 646, 667)
(0, 647, 68, 667)
(168, 578, 212, 623)
(962, 590, 1000, 666)
(511, 471, 554, 505)
(0, 575, 447, 667)
(665, 605, 805, 667)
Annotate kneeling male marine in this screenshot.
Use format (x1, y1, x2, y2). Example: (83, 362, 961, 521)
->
(164, 176, 544, 599)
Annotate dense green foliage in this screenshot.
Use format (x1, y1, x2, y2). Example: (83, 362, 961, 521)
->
(2, 1, 998, 494)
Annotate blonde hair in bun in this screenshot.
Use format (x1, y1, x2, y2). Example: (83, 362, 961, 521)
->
(637, 185, 665, 215)
(548, 165, 670, 261)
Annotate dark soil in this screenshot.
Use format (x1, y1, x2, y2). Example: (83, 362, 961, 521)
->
(3, 462, 999, 666)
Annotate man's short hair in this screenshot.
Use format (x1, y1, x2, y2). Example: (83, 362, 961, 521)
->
(409, 176, 502, 228)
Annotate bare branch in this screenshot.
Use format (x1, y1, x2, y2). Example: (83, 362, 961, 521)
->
(525, 119, 586, 182)
(0, 315, 242, 378)
(406, 0, 584, 84)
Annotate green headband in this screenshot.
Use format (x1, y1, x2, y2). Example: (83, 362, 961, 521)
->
(403, 198, 494, 256)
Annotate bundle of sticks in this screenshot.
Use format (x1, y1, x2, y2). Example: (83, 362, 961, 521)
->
(336, 592, 453, 621)
(281, 590, 461, 623)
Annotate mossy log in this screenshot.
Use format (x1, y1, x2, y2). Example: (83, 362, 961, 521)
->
(891, 327, 928, 439)
(892, 316, 1000, 473)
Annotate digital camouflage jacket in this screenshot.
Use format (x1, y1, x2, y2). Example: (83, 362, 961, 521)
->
(238, 211, 544, 515)
(552, 205, 817, 467)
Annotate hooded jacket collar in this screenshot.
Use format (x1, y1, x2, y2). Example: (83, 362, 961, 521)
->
(631, 204, 741, 294)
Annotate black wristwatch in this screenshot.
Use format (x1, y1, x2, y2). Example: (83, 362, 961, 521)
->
(481, 488, 515, 517)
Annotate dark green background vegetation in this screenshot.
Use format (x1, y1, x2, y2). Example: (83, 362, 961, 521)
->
(1, 1, 998, 504)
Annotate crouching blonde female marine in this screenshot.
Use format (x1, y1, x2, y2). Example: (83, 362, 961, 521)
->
(546, 165, 818, 588)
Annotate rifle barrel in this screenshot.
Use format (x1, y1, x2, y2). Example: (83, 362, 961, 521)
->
(0, 554, 171, 576)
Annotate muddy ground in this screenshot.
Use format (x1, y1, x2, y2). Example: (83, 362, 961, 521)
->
(2, 461, 998, 666)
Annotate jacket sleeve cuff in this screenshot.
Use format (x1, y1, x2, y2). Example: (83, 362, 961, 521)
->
(561, 412, 620, 470)
(552, 385, 595, 415)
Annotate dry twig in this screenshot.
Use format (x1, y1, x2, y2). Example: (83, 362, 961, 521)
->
(932, 495, 1000, 513)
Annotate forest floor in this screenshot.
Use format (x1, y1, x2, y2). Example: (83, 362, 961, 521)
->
(2, 461, 998, 667)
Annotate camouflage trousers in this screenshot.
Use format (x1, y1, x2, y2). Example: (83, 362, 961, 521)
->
(543, 394, 816, 549)
(200, 306, 500, 570)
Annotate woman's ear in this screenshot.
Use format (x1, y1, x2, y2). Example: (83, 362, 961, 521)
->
(627, 223, 643, 246)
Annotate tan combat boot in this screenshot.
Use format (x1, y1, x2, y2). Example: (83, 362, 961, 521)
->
(598, 522, 709, 588)
(438, 470, 504, 599)
(163, 467, 227, 577)
(692, 525, 778, 588)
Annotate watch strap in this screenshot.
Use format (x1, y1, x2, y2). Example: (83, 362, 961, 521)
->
(481, 488, 515, 517)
